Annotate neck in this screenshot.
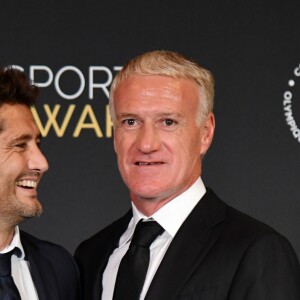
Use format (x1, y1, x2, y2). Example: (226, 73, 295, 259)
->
(131, 195, 174, 216)
(131, 178, 200, 216)
(0, 224, 15, 251)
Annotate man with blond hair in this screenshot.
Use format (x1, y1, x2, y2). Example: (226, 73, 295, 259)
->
(76, 50, 300, 300)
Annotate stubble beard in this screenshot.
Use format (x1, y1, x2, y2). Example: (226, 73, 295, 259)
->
(2, 196, 44, 226)
(14, 198, 43, 219)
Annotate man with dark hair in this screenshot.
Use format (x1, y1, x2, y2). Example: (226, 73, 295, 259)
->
(0, 67, 80, 299)
(75, 50, 300, 299)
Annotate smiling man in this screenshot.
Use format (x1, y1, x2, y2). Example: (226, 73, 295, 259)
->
(0, 67, 80, 300)
(75, 50, 300, 300)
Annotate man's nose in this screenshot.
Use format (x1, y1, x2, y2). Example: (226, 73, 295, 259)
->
(28, 145, 49, 173)
(135, 124, 161, 153)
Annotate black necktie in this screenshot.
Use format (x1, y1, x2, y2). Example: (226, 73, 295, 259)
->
(0, 248, 22, 300)
(113, 220, 164, 300)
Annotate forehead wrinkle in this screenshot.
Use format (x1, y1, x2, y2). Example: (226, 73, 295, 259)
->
(140, 87, 184, 101)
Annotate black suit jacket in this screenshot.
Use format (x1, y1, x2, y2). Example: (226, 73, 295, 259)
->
(75, 189, 300, 299)
(20, 231, 81, 300)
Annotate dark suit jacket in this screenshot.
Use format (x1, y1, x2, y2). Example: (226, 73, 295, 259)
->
(20, 230, 81, 300)
(75, 189, 300, 299)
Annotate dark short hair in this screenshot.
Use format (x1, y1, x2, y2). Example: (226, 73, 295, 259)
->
(0, 66, 39, 107)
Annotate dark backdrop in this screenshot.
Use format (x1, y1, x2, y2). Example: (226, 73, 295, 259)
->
(1, 1, 300, 258)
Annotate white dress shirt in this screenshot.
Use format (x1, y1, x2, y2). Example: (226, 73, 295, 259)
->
(102, 177, 206, 300)
(0, 226, 39, 300)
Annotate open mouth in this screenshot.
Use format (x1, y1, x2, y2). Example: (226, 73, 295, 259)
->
(16, 180, 37, 189)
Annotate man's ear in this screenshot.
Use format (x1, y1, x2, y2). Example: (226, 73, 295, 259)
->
(200, 112, 215, 156)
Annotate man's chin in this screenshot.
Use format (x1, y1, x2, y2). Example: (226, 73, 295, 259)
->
(21, 208, 43, 219)
(16, 199, 43, 219)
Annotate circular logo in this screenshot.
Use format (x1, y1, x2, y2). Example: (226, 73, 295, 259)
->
(282, 64, 300, 143)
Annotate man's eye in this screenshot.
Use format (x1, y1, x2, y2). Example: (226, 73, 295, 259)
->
(124, 119, 136, 126)
(15, 143, 27, 149)
(164, 119, 175, 126)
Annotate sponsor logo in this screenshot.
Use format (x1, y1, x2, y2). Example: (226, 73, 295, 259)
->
(11, 65, 122, 138)
(282, 63, 300, 143)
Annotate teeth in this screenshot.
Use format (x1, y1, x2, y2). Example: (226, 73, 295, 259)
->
(16, 180, 37, 188)
(137, 162, 160, 165)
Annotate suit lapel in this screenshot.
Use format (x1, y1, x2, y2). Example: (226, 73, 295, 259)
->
(145, 189, 227, 300)
(21, 233, 60, 300)
(90, 211, 132, 298)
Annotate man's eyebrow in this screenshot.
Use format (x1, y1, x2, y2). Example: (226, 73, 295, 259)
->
(0, 119, 4, 134)
(11, 133, 42, 143)
(158, 112, 183, 118)
(11, 134, 31, 142)
(117, 112, 183, 118)
(37, 133, 43, 141)
(117, 113, 139, 119)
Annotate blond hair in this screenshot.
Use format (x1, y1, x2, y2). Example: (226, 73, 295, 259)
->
(109, 50, 214, 125)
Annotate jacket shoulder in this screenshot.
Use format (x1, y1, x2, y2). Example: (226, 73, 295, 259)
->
(21, 230, 73, 257)
(205, 188, 278, 237)
(20, 230, 80, 276)
(75, 210, 132, 258)
(20, 230, 81, 299)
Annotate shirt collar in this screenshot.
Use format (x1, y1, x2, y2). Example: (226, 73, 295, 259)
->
(0, 226, 25, 259)
(152, 177, 206, 237)
(120, 177, 206, 246)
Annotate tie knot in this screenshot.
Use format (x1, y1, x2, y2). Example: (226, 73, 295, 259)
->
(0, 248, 21, 277)
(131, 220, 164, 248)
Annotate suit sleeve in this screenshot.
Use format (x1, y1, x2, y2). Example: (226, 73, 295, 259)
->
(228, 232, 300, 300)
